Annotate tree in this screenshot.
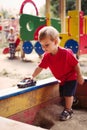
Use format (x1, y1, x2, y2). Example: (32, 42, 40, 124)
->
(50, 0, 60, 18)
(81, 0, 87, 15)
(0, 8, 9, 19)
(66, 0, 75, 13)
(50, 0, 87, 18)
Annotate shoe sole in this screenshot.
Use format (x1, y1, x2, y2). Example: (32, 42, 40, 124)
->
(60, 115, 72, 121)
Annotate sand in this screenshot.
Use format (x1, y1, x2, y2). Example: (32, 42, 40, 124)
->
(0, 47, 87, 130)
(0, 49, 52, 89)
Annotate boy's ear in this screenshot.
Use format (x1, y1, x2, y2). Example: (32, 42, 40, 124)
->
(55, 38, 58, 45)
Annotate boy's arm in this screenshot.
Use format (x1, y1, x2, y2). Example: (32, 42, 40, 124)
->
(32, 66, 43, 79)
(75, 63, 84, 85)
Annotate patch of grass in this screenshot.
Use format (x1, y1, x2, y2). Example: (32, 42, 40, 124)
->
(1, 69, 9, 76)
(0, 42, 8, 48)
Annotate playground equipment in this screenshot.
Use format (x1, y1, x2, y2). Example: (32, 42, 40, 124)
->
(0, 13, 4, 43)
(60, 10, 87, 55)
(2, 0, 87, 58)
(0, 14, 19, 44)
(19, 0, 87, 57)
(19, 0, 61, 56)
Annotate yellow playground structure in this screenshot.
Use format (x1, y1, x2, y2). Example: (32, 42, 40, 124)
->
(60, 10, 87, 55)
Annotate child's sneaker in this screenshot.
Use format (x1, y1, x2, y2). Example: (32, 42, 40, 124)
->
(60, 109, 73, 121)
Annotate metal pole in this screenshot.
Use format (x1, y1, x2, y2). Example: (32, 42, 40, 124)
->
(59, 0, 66, 33)
(46, 0, 51, 26)
(76, 0, 81, 11)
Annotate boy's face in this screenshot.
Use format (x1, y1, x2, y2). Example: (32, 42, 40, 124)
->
(40, 37, 58, 54)
(10, 29, 14, 33)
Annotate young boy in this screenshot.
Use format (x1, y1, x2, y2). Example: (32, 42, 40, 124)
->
(28, 26, 84, 121)
(7, 27, 16, 59)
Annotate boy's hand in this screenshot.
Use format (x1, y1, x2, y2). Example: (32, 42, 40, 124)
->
(77, 75, 84, 85)
(24, 76, 34, 80)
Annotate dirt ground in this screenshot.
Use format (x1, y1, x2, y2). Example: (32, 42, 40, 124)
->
(0, 46, 87, 90)
(0, 47, 52, 90)
(0, 46, 87, 130)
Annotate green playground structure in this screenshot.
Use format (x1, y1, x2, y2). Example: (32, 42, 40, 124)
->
(20, 14, 61, 41)
(19, 0, 61, 55)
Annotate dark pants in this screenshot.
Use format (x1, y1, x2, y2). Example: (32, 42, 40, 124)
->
(59, 80, 78, 107)
(9, 43, 15, 58)
(59, 80, 77, 97)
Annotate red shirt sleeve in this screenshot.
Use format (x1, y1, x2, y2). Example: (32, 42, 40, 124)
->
(38, 53, 49, 69)
(67, 49, 78, 67)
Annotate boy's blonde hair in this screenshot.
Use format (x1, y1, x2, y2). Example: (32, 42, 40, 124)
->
(38, 26, 60, 43)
